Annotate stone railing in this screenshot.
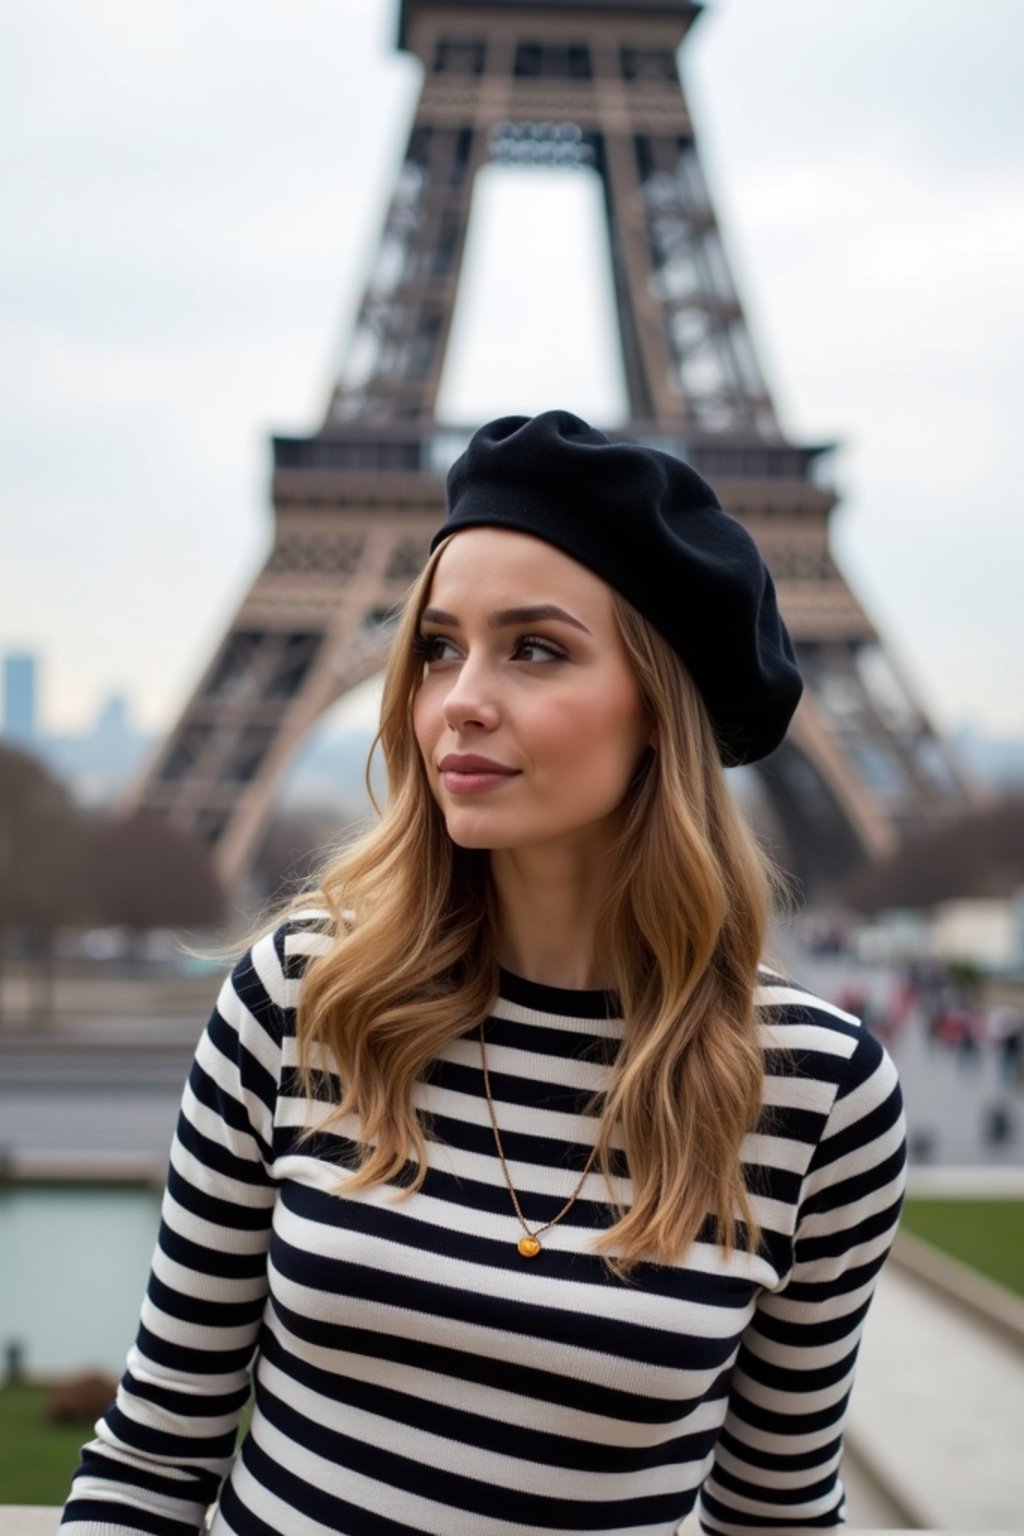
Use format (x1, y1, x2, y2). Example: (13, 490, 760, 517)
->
(7, 1521, 1005, 1536)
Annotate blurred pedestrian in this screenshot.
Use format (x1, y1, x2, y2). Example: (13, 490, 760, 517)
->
(988, 1003, 1024, 1086)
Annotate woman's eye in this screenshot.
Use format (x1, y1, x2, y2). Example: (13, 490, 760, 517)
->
(514, 635, 566, 664)
(415, 634, 459, 665)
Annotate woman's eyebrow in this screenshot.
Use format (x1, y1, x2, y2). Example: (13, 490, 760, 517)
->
(420, 604, 591, 634)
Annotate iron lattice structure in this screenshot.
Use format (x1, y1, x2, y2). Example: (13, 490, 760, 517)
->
(126, 0, 979, 896)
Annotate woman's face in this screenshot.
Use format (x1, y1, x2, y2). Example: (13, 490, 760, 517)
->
(412, 528, 652, 858)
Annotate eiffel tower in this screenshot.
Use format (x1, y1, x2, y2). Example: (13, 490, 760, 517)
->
(126, 0, 979, 898)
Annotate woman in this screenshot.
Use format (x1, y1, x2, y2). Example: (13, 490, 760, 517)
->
(63, 411, 906, 1535)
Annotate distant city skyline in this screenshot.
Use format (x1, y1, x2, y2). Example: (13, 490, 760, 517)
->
(2, 0, 1023, 738)
(4, 645, 1023, 825)
(2, 651, 37, 743)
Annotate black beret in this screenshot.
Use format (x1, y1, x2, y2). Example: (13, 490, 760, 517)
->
(429, 410, 802, 765)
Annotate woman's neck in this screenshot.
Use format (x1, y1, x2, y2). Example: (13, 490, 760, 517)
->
(489, 842, 615, 991)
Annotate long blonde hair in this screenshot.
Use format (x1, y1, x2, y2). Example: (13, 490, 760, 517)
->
(287, 547, 776, 1269)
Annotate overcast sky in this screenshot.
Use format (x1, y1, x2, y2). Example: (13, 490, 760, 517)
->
(2, 0, 1022, 740)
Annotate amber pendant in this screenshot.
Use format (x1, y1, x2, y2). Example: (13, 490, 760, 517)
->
(518, 1236, 542, 1258)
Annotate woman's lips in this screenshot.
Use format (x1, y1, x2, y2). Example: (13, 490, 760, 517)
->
(439, 755, 519, 795)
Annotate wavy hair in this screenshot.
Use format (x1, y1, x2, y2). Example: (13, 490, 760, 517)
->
(286, 545, 777, 1270)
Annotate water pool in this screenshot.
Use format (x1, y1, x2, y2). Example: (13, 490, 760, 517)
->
(1, 1185, 163, 1376)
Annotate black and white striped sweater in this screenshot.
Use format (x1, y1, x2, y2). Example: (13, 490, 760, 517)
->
(63, 912, 906, 1536)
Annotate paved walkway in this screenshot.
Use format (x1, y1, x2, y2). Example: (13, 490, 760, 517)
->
(846, 1260, 1024, 1528)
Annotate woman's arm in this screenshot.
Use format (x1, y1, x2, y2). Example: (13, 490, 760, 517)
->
(60, 923, 300, 1535)
(699, 1026, 907, 1534)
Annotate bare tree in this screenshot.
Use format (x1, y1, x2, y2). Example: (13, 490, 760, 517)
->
(0, 744, 91, 1021)
(250, 807, 352, 907)
(85, 813, 226, 943)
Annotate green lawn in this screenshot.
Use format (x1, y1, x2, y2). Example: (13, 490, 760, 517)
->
(0, 1383, 255, 1510)
(0, 1382, 85, 1507)
(900, 1198, 1024, 1298)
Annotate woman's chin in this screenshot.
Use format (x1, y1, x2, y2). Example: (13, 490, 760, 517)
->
(442, 812, 499, 850)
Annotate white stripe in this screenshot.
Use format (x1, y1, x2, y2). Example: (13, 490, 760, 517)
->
(802, 1116, 906, 1193)
(262, 1302, 725, 1450)
(266, 1253, 737, 1403)
(739, 1130, 815, 1174)
(820, 1051, 900, 1140)
(754, 983, 859, 1027)
(440, 1034, 614, 1091)
(257, 1348, 697, 1503)
(797, 1170, 906, 1241)
(489, 995, 624, 1036)
(711, 1438, 842, 1490)
(758, 1020, 860, 1057)
(151, 1243, 268, 1307)
(272, 1199, 757, 1340)
(160, 1185, 272, 1258)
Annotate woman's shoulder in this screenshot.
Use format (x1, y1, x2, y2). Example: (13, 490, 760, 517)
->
(751, 968, 905, 1194)
(753, 963, 899, 1102)
(268, 904, 337, 978)
(219, 906, 335, 1039)
(754, 963, 863, 1032)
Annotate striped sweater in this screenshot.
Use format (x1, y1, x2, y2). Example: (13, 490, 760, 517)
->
(63, 912, 906, 1536)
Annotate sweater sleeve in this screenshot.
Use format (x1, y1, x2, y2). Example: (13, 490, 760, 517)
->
(698, 1026, 907, 1534)
(60, 924, 297, 1536)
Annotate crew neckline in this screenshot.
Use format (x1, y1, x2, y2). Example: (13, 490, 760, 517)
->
(497, 965, 621, 1020)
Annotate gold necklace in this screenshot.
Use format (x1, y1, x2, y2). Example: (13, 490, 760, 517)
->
(478, 1021, 600, 1258)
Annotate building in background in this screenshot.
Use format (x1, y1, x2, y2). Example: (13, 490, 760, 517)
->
(2, 650, 38, 745)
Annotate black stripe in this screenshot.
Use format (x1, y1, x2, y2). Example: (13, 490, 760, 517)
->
(157, 1218, 269, 1281)
(230, 1431, 455, 1536)
(736, 1339, 859, 1395)
(757, 1102, 830, 1144)
(496, 968, 617, 1018)
(125, 1371, 250, 1419)
(270, 1243, 745, 1377)
(477, 1015, 619, 1062)
(804, 1095, 905, 1186)
(794, 1197, 904, 1264)
(717, 1424, 842, 1473)
(277, 1181, 759, 1308)
(751, 1294, 873, 1349)
(711, 1459, 839, 1506)
(175, 1108, 271, 1188)
(227, 953, 287, 1044)
(61, 1495, 196, 1535)
(267, 1289, 727, 1426)
(726, 1388, 849, 1439)
(431, 1056, 598, 1116)
(165, 1160, 274, 1233)
(205, 1008, 278, 1111)
(257, 1323, 720, 1475)
(186, 1050, 274, 1167)
(134, 1319, 257, 1378)
(701, 1483, 843, 1529)
(73, 1444, 216, 1504)
(256, 1387, 694, 1530)
(103, 1402, 236, 1464)
(147, 1269, 267, 1331)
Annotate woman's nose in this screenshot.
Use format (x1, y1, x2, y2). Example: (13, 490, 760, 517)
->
(441, 656, 500, 731)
